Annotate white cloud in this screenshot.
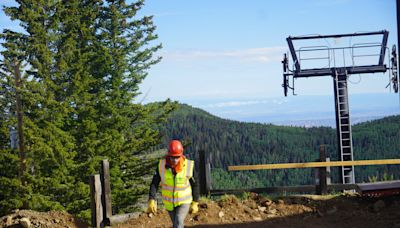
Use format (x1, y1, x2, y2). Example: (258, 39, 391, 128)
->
(201, 99, 285, 108)
(272, 99, 288, 105)
(161, 46, 286, 63)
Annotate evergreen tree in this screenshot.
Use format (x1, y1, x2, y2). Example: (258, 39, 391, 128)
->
(0, 29, 27, 215)
(52, 0, 102, 217)
(89, 0, 176, 213)
(1, 0, 177, 218)
(0, 0, 75, 214)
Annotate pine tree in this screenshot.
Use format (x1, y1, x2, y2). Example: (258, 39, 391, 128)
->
(1, 0, 177, 218)
(0, 0, 76, 215)
(0, 29, 27, 215)
(51, 0, 102, 217)
(87, 0, 177, 213)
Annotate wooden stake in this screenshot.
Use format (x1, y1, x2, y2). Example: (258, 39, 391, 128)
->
(90, 175, 103, 228)
(101, 160, 112, 226)
(316, 145, 327, 195)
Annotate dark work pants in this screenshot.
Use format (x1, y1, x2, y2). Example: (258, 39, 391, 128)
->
(167, 203, 190, 228)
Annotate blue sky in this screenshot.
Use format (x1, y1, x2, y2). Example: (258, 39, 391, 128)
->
(1, 0, 399, 124)
(136, 0, 397, 102)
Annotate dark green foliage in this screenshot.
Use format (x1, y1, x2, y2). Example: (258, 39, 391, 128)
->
(0, 1, 75, 214)
(160, 104, 400, 189)
(0, 0, 176, 220)
(352, 115, 400, 183)
(0, 149, 24, 215)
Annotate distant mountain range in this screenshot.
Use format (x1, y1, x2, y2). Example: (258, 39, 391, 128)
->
(158, 103, 400, 189)
(181, 93, 400, 127)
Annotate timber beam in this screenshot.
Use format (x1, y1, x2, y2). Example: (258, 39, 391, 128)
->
(228, 159, 400, 171)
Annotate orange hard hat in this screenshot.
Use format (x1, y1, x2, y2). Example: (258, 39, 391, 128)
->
(168, 140, 184, 156)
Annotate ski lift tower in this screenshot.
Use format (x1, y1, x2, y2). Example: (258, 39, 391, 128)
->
(282, 30, 399, 185)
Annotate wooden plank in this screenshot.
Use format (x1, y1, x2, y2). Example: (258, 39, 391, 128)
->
(210, 184, 358, 196)
(90, 175, 103, 228)
(228, 159, 400, 171)
(357, 180, 400, 191)
(101, 160, 112, 226)
(316, 145, 327, 195)
(211, 185, 316, 195)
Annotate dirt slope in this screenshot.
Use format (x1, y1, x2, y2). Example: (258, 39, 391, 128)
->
(116, 193, 400, 228)
(0, 209, 88, 228)
(1, 193, 399, 228)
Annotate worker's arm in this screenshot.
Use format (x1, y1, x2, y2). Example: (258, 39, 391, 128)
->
(149, 167, 161, 200)
(189, 168, 200, 201)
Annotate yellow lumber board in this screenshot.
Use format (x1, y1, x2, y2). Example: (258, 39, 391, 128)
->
(228, 159, 400, 171)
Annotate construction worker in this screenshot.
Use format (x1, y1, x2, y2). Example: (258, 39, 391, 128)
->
(148, 140, 200, 228)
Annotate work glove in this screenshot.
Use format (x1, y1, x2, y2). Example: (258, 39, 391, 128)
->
(147, 199, 157, 213)
(189, 201, 199, 214)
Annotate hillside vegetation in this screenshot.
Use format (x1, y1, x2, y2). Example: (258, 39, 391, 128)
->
(159, 104, 400, 189)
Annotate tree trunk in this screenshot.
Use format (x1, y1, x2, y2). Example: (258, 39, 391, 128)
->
(13, 59, 26, 186)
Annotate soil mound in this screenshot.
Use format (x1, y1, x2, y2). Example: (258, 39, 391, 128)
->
(116, 193, 400, 228)
(0, 209, 88, 228)
(1, 193, 399, 228)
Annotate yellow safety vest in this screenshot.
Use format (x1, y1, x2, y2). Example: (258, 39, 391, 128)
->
(159, 158, 194, 211)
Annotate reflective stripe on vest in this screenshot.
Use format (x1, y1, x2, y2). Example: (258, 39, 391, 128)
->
(162, 194, 193, 203)
(161, 183, 191, 192)
(159, 159, 194, 211)
(159, 159, 166, 184)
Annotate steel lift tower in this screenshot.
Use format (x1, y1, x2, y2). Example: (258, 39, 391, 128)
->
(282, 30, 398, 185)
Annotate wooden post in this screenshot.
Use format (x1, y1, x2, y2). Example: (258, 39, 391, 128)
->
(316, 145, 328, 195)
(90, 175, 103, 228)
(205, 154, 211, 194)
(199, 150, 206, 196)
(326, 157, 331, 185)
(100, 160, 112, 226)
(199, 150, 211, 196)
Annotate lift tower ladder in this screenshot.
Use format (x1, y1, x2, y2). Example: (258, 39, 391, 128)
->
(282, 30, 398, 185)
(334, 69, 355, 184)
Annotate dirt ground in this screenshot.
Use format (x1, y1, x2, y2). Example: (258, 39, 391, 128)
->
(116, 193, 400, 228)
(1, 193, 399, 228)
(0, 209, 88, 228)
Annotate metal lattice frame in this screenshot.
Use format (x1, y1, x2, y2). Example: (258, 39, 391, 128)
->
(282, 30, 392, 185)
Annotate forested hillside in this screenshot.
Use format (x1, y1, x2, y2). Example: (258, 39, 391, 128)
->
(159, 104, 400, 189)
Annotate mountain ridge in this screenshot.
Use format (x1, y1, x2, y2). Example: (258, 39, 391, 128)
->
(158, 103, 400, 189)
(180, 93, 400, 127)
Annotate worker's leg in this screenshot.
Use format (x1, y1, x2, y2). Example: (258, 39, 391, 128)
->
(167, 209, 176, 227)
(168, 204, 190, 228)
